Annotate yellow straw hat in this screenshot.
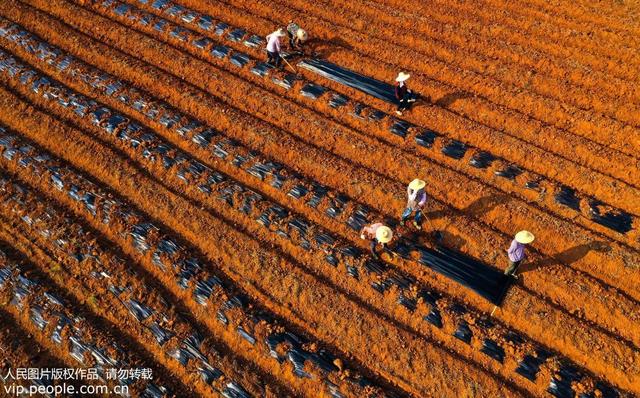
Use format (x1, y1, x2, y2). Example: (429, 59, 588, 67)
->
(515, 230, 535, 244)
(376, 226, 393, 243)
(395, 72, 410, 82)
(296, 29, 308, 41)
(408, 179, 426, 191)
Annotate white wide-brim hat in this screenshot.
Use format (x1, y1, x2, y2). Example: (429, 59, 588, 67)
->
(376, 226, 393, 243)
(515, 230, 535, 244)
(395, 72, 410, 82)
(296, 29, 308, 41)
(408, 179, 426, 191)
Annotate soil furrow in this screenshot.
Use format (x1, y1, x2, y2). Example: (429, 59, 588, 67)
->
(7, 0, 637, 252)
(0, 0, 636, 397)
(7, 0, 640, 346)
(18, 0, 634, 304)
(353, 0, 640, 88)
(0, 56, 538, 396)
(0, 165, 324, 398)
(166, 0, 640, 208)
(224, 0, 640, 149)
(369, 0, 640, 82)
(476, 0, 640, 40)
(1, 15, 638, 363)
(269, 0, 640, 124)
(0, 231, 184, 397)
(0, 45, 636, 396)
(0, 307, 85, 394)
(0, 89, 528, 398)
(0, 98, 413, 398)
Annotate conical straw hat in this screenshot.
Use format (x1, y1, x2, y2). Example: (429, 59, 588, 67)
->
(515, 230, 535, 244)
(376, 226, 393, 243)
(408, 179, 426, 191)
(296, 29, 308, 41)
(395, 72, 410, 82)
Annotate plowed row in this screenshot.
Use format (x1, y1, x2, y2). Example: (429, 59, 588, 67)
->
(0, 0, 637, 397)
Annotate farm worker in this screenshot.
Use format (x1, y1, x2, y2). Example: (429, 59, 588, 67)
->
(401, 179, 427, 230)
(360, 223, 393, 259)
(266, 28, 286, 68)
(395, 71, 413, 116)
(286, 21, 308, 50)
(504, 230, 535, 277)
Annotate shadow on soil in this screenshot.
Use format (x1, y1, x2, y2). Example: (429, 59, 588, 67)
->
(520, 241, 612, 273)
(426, 194, 511, 220)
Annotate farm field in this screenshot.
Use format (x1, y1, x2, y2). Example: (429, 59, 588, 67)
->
(0, 0, 638, 397)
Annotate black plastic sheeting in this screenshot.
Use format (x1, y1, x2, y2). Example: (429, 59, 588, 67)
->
(480, 339, 505, 363)
(298, 58, 405, 104)
(469, 151, 495, 169)
(415, 130, 438, 148)
(548, 365, 582, 398)
(441, 140, 467, 159)
(555, 185, 580, 211)
(328, 93, 348, 108)
(515, 348, 551, 382)
(229, 52, 250, 68)
(588, 199, 633, 234)
(416, 245, 511, 305)
(453, 320, 472, 344)
(300, 83, 327, 100)
(495, 164, 523, 180)
(390, 120, 411, 138)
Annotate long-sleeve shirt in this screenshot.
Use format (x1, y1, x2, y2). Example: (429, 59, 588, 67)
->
(507, 239, 526, 262)
(266, 33, 281, 53)
(406, 187, 427, 209)
(361, 223, 383, 241)
(395, 82, 408, 100)
(287, 23, 299, 37)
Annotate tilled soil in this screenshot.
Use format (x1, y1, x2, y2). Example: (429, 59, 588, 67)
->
(0, 0, 637, 397)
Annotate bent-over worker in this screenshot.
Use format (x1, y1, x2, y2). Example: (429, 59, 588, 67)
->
(360, 223, 393, 260)
(504, 230, 535, 277)
(395, 71, 413, 116)
(286, 21, 308, 50)
(266, 28, 286, 68)
(402, 179, 427, 230)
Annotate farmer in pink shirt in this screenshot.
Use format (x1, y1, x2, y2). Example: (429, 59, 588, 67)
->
(401, 179, 427, 230)
(360, 222, 393, 259)
(266, 28, 286, 68)
(504, 230, 535, 277)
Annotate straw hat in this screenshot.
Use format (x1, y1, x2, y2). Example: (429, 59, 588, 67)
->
(272, 28, 286, 37)
(515, 230, 535, 244)
(408, 179, 426, 191)
(296, 28, 308, 41)
(376, 226, 393, 243)
(395, 72, 410, 82)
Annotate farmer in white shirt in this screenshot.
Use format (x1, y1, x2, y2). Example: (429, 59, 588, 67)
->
(266, 28, 286, 68)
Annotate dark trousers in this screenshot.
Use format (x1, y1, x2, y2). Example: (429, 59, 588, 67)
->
(370, 240, 389, 258)
(401, 207, 423, 224)
(504, 259, 522, 276)
(397, 97, 411, 112)
(267, 51, 281, 67)
(287, 32, 295, 48)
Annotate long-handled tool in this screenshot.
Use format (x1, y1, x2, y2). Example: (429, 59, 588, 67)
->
(280, 54, 297, 73)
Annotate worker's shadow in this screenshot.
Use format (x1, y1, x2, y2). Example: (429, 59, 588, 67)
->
(311, 37, 353, 58)
(519, 241, 611, 273)
(435, 230, 466, 251)
(410, 90, 472, 111)
(434, 91, 473, 108)
(424, 194, 510, 221)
